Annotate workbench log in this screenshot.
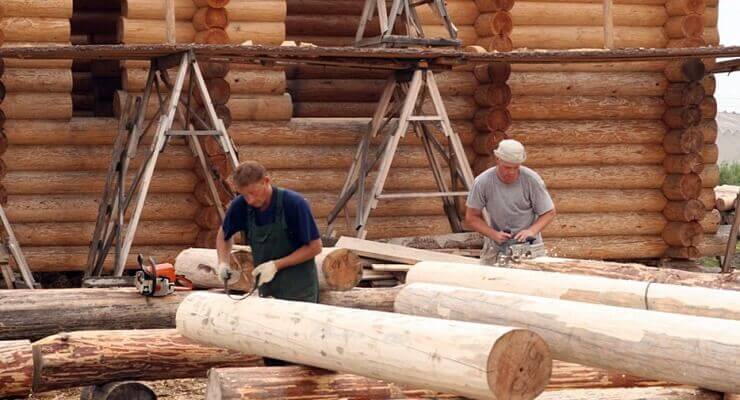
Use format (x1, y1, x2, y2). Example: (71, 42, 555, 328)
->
(405, 262, 740, 320)
(177, 292, 552, 400)
(396, 283, 740, 393)
(31, 329, 261, 393)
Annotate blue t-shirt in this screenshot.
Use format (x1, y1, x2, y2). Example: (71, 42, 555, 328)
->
(222, 187, 320, 249)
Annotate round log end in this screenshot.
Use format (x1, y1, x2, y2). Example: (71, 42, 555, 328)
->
(81, 381, 157, 400)
(663, 153, 704, 174)
(320, 248, 363, 291)
(195, 28, 230, 44)
(0, 81, 6, 103)
(487, 329, 551, 400)
(700, 96, 717, 119)
(194, 7, 230, 31)
(663, 127, 703, 154)
(474, 62, 511, 84)
(662, 173, 702, 201)
(665, 246, 700, 260)
(664, 59, 705, 82)
(201, 62, 230, 79)
(486, 108, 512, 132)
(196, 207, 222, 229)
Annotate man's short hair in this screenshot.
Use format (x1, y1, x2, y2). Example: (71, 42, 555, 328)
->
(232, 161, 267, 187)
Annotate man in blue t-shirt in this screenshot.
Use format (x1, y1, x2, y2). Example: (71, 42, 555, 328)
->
(216, 161, 323, 303)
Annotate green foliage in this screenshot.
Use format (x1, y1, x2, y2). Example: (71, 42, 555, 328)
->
(719, 162, 740, 186)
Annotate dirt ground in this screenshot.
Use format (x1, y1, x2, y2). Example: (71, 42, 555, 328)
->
(29, 379, 207, 400)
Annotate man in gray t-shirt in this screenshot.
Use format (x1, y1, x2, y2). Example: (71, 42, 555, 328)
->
(465, 139, 556, 265)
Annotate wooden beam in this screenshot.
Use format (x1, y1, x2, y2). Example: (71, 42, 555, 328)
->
(396, 283, 740, 394)
(177, 292, 552, 400)
(334, 236, 478, 264)
(406, 261, 740, 320)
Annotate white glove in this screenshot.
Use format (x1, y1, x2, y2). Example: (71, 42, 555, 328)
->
(217, 262, 233, 282)
(252, 261, 278, 287)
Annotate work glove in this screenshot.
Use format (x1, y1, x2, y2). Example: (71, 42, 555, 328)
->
(217, 262, 233, 282)
(252, 261, 278, 287)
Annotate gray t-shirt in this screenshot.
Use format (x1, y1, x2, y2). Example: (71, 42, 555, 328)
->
(466, 166, 555, 243)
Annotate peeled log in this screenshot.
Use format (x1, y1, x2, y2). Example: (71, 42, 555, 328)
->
(174, 247, 362, 292)
(0, 17, 70, 43)
(664, 82, 705, 107)
(195, 28, 230, 44)
(476, 35, 513, 52)
(540, 387, 719, 400)
(474, 84, 511, 107)
(193, 7, 229, 30)
(405, 262, 740, 320)
(663, 199, 706, 222)
(295, 96, 476, 120)
(0, 340, 33, 399)
(510, 3, 667, 27)
(525, 144, 664, 166)
(510, 120, 665, 145)
(662, 173, 702, 200)
(1, 0, 72, 18)
(396, 283, 740, 394)
(509, 96, 665, 120)
(1, 68, 72, 92)
(509, 72, 667, 96)
(12, 220, 198, 247)
(225, 22, 285, 44)
(32, 329, 261, 393)
(475, 0, 514, 12)
(2, 92, 72, 120)
(225, 1, 287, 22)
(664, 59, 705, 82)
(546, 235, 667, 259)
(3, 170, 197, 195)
(474, 108, 512, 132)
(123, 0, 197, 20)
(230, 94, 292, 120)
(194, 0, 231, 7)
(537, 165, 666, 189)
(177, 292, 553, 400)
(118, 18, 196, 43)
(511, 257, 740, 291)
(510, 26, 666, 49)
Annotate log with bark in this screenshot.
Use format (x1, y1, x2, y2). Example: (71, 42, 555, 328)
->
(0, 287, 402, 340)
(177, 292, 552, 400)
(174, 247, 362, 292)
(0, 340, 33, 399)
(31, 329, 261, 393)
(405, 262, 740, 320)
(396, 283, 740, 394)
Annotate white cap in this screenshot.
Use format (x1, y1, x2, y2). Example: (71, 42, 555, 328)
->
(494, 139, 526, 164)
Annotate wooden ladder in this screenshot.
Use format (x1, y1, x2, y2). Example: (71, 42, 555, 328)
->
(85, 50, 239, 277)
(0, 203, 37, 289)
(355, 0, 460, 47)
(327, 67, 475, 239)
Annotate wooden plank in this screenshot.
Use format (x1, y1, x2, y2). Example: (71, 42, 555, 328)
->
(335, 236, 478, 264)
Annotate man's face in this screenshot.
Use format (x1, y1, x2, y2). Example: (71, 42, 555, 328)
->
(238, 177, 272, 208)
(496, 158, 521, 184)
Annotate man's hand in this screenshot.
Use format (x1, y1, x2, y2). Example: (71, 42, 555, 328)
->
(489, 230, 512, 244)
(253, 261, 278, 287)
(514, 228, 537, 242)
(217, 262, 233, 282)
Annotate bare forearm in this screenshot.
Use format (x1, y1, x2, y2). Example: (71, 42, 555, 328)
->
(466, 213, 498, 239)
(216, 228, 233, 265)
(529, 209, 556, 235)
(274, 239, 323, 270)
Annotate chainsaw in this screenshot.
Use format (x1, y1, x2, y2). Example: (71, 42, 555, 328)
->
(494, 230, 546, 267)
(134, 254, 193, 297)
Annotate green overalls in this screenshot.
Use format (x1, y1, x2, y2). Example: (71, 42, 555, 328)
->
(247, 187, 319, 303)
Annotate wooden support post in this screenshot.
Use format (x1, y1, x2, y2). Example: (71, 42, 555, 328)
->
(166, 0, 177, 44)
(603, 0, 614, 49)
